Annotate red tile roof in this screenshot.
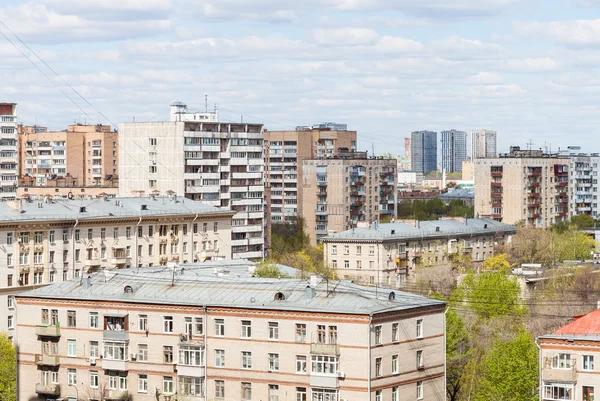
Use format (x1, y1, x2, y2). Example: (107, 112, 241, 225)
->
(553, 309, 600, 336)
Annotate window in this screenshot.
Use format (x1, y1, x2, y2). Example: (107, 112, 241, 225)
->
(417, 318, 423, 338)
(392, 386, 399, 401)
(215, 349, 225, 367)
(6, 232, 12, 245)
(179, 345, 203, 366)
(296, 355, 307, 373)
(328, 325, 337, 344)
(194, 317, 203, 335)
(417, 350, 424, 369)
(63, 230, 68, 241)
(375, 325, 382, 344)
(6, 254, 12, 267)
(215, 380, 225, 399)
(113, 227, 118, 239)
(214, 222, 218, 232)
(370, 246, 375, 255)
(89, 341, 99, 357)
(242, 320, 251, 338)
(138, 344, 148, 362)
(180, 376, 203, 396)
(163, 346, 174, 363)
(269, 385, 279, 401)
(296, 388, 307, 401)
(311, 355, 337, 374)
(90, 370, 99, 388)
(138, 374, 148, 393)
(552, 353, 572, 369)
(148, 244, 153, 256)
(317, 325, 326, 343)
(87, 228, 93, 240)
(392, 323, 399, 342)
(344, 260, 349, 269)
(375, 357, 382, 377)
(331, 245, 337, 255)
(75, 229, 80, 241)
(7, 315, 13, 329)
(67, 369, 77, 385)
(89, 312, 98, 328)
(163, 376, 174, 394)
(138, 314, 148, 331)
(163, 316, 173, 333)
(148, 225, 154, 237)
(583, 355, 595, 371)
(242, 382, 252, 401)
(203, 222, 207, 233)
(544, 384, 574, 400)
(215, 318, 225, 336)
(392, 355, 399, 373)
(417, 380, 423, 399)
(104, 342, 128, 360)
(51, 309, 58, 325)
(242, 351, 252, 369)
(7, 296, 14, 309)
(375, 390, 382, 401)
(67, 310, 76, 327)
(296, 323, 306, 342)
(269, 322, 279, 340)
(269, 353, 280, 371)
(583, 386, 594, 401)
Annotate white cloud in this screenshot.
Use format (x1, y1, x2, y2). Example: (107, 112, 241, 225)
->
(516, 19, 600, 47)
(571, 0, 600, 6)
(327, 0, 521, 17)
(311, 28, 379, 46)
(467, 72, 504, 85)
(503, 58, 562, 72)
(430, 36, 506, 59)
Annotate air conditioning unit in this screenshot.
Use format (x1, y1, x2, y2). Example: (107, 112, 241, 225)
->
(337, 371, 346, 379)
(89, 357, 96, 366)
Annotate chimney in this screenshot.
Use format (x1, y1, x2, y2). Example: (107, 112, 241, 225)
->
(82, 276, 91, 289)
(305, 285, 316, 300)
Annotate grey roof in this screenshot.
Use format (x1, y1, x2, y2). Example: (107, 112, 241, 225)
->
(438, 189, 474, 199)
(322, 218, 517, 242)
(0, 197, 233, 223)
(16, 260, 444, 316)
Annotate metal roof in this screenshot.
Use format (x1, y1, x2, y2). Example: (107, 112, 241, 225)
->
(17, 260, 444, 316)
(322, 218, 517, 242)
(539, 309, 600, 341)
(438, 189, 474, 199)
(0, 197, 233, 223)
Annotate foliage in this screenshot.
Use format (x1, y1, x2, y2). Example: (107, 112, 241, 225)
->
(571, 213, 595, 229)
(0, 333, 16, 401)
(471, 330, 539, 401)
(482, 253, 511, 271)
(552, 229, 596, 262)
(271, 217, 310, 255)
(253, 260, 292, 278)
(452, 270, 525, 320)
(446, 308, 472, 401)
(397, 199, 474, 221)
(508, 226, 553, 266)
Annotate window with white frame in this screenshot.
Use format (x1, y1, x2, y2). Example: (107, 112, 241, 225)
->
(215, 319, 225, 336)
(375, 325, 382, 344)
(138, 344, 148, 362)
(417, 380, 423, 399)
(179, 346, 203, 366)
(392, 323, 399, 342)
(242, 351, 252, 369)
(138, 374, 148, 392)
(310, 389, 337, 401)
(269, 384, 279, 401)
(552, 353, 572, 369)
(242, 320, 251, 338)
(296, 355, 307, 373)
(163, 316, 173, 333)
(268, 322, 279, 340)
(163, 376, 174, 394)
(89, 312, 98, 328)
(375, 390, 382, 401)
(392, 386, 399, 401)
(392, 354, 399, 373)
(311, 355, 337, 374)
(269, 353, 279, 371)
(583, 355, 595, 371)
(67, 339, 76, 357)
(67, 369, 77, 385)
(215, 349, 225, 367)
(543, 383, 573, 401)
(90, 371, 99, 388)
(417, 318, 423, 338)
(417, 350, 424, 369)
(215, 380, 225, 399)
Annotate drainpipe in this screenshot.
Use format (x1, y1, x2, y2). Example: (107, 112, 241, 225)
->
(72, 219, 78, 281)
(444, 306, 449, 398)
(135, 217, 142, 269)
(192, 214, 198, 261)
(535, 339, 542, 400)
(368, 314, 372, 399)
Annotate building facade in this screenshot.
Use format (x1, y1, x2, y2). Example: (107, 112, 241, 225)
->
(440, 130, 467, 173)
(302, 152, 397, 244)
(0, 196, 233, 337)
(404, 138, 412, 162)
(264, 128, 357, 223)
(538, 308, 600, 401)
(322, 218, 516, 288)
(118, 102, 265, 260)
(474, 147, 570, 227)
(0, 103, 18, 199)
(16, 265, 446, 401)
(470, 129, 497, 159)
(410, 131, 437, 175)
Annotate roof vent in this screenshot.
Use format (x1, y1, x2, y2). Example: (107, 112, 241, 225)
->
(484, 224, 488, 229)
(141, 204, 148, 211)
(82, 276, 91, 290)
(391, 229, 395, 235)
(79, 206, 86, 213)
(305, 285, 316, 300)
(436, 226, 440, 232)
(274, 292, 286, 301)
(388, 292, 396, 301)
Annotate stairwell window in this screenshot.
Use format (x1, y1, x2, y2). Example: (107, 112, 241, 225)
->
(375, 325, 382, 345)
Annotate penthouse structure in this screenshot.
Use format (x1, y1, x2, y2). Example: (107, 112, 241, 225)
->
(119, 102, 265, 260)
(474, 146, 570, 227)
(264, 127, 356, 223)
(302, 151, 397, 244)
(0, 196, 233, 337)
(0, 103, 18, 199)
(16, 263, 446, 401)
(322, 218, 516, 288)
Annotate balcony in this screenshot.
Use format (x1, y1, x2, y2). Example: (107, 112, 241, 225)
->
(491, 193, 502, 198)
(491, 214, 502, 219)
(527, 203, 540, 208)
(103, 330, 129, 341)
(491, 182, 502, 187)
(529, 182, 540, 188)
(35, 384, 60, 396)
(491, 171, 502, 178)
(35, 324, 60, 337)
(84, 258, 101, 267)
(177, 364, 206, 377)
(556, 181, 568, 187)
(542, 361, 576, 383)
(527, 192, 541, 198)
(491, 202, 502, 208)
(104, 389, 130, 400)
(101, 359, 129, 371)
(528, 170, 541, 177)
(311, 342, 340, 356)
(35, 354, 60, 366)
(310, 374, 339, 389)
(110, 256, 127, 265)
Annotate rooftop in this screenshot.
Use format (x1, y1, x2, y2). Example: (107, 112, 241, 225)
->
(539, 309, 600, 342)
(0, 196, 233, 223)
(16, 260, 444, 316)
(322, 218, 516, 242)
(438, 189, 474, 200)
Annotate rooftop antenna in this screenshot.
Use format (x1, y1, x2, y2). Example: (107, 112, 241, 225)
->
(371, 142, 375, 158)
(241, 115, 243, 123)
(205, 95, 208, 113)
(527, 139, 533, 151)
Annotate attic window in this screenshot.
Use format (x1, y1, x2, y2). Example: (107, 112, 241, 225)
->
(274, 292, 286, 301)
(484, 224, 488, 229)
(124, 285, 134, 294)
(388, 292, 396, 301)
(436, 227, 440, 232)
(391, 230, 395, 235)
(141, 204, 148, 211)
(79, 206, 87, 213)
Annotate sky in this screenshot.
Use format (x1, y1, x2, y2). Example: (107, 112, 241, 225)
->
(1, 0, 600, 156)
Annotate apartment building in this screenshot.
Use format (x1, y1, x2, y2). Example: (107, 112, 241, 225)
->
(16, 264, 446, 401)
(470, 129, 497, 159)
(119, 102, 265, 260)
(440, 130, 467, 173)
(322, 218, 516, 288)
(264, 128, 357, 223)
(404, 138, 411, 162)
(0, 196, 233, 337)
(474, 147, 570, 227)
(538, 308, 600, 401)
(0, 103, 18, 199)
(411, 131, 437, 175)
(302, 151, 397, 244)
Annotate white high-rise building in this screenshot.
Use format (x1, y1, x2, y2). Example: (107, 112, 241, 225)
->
(471, 129, 497, 159)
(0, 103, 18, 198)
(557, 146, 600, 218)
(119, 102, 265, 260)
(441, 130, 467, 173)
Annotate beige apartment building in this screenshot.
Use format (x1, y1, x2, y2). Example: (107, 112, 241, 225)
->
(474, 147, 570, 227)
(538, 308, 600, 401)
(18, 123, 119, 188)
(0, 196, 233, 337)
(322, 218, 516, 288)
(16, 263, 446, 401)
(302, 151, 397, 244)
(264, 128, 357, 222)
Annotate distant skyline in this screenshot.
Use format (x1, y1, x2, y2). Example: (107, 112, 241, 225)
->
(1, 0, 599, 155)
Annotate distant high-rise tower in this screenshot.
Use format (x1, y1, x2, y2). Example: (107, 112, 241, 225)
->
(411, 131, 437, 174)
(404, 138, 412, 161)
(441, 130, 467, 173)
(471, 129, 497, 159)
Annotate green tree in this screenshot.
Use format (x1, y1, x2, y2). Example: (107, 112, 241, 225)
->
(472, 330, 539, 401)
(446, 308, 471, 401)
(0, 333, 16, 401)
(253, 260, 291, 278)
(552, 229, 596, 261)
(482, 253, 511, 271)
(571, 214, 595, 229)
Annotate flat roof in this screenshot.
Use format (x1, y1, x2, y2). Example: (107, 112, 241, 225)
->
(322, 218, 517, 242)
(0, 197, 234, 223)
(17, 260, 444, 316)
